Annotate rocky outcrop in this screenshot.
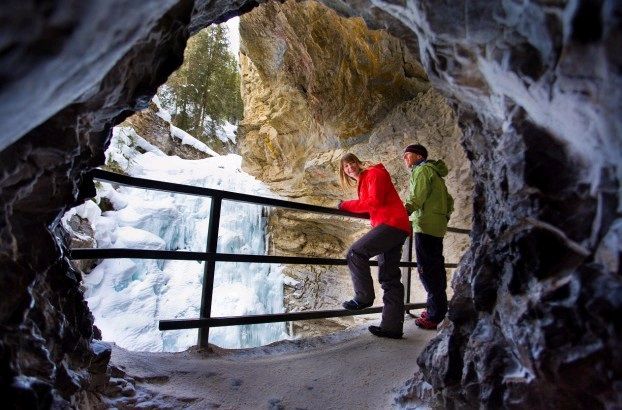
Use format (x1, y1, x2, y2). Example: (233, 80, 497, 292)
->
(239, 0, 472, 337)
(238, 0, 429, 203)
(0, 0, 620, 408)
(122, 100, 215, 159)
(62, 214, 98, 274)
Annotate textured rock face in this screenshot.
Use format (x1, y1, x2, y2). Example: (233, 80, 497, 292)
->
(63, 214, 97, 273)
(238, 0, 429, 202)
(239, 0, 472, 337)
(0, 0, 257, 406)
(317, 1, 621, 408)
(0, 0, 620, 408)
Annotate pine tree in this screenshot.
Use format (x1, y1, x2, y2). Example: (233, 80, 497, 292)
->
(159, 25, 242, 142)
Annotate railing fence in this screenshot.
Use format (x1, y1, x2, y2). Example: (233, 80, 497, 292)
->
(70, 169, 469, 347)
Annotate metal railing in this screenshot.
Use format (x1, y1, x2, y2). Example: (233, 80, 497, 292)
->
(71, 168, 470, 347)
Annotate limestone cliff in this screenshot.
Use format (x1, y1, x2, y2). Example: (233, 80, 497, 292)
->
(238, 0, 472, 337)
(238, 0, 429, 203)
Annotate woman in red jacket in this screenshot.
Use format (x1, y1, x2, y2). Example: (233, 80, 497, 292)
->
(338, 153, 411, 339)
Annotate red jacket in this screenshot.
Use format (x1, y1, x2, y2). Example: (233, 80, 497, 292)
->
(339, 164, 412, 234)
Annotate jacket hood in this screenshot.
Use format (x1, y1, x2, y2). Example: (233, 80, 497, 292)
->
(369, 163, 387, 172)
(422, 160, 448, 177)
(361, 163, 387, 176)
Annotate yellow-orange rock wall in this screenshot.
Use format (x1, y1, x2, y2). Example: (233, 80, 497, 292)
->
(239, 0, 472, 338)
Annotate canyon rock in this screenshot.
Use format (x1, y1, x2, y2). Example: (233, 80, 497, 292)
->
(239, 0, 472, 338)
(63, 214, 98, 274)
(238, 0, 429, 203)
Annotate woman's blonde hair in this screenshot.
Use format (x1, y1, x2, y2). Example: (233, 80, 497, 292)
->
(339, 153, 366, 188)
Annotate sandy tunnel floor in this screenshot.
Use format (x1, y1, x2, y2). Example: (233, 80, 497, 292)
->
(109, 317, 436, 409)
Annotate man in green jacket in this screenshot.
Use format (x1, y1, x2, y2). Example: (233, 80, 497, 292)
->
(403, 144, 454, 330)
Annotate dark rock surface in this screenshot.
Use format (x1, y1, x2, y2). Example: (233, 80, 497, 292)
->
(0, 0, 620, 408)
(0, 0, 259, 407)
(63, 213, 97, 273)
(324, 1, 622, 408)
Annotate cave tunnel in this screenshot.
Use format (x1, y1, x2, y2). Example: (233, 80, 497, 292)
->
(0, 0, 620, 408)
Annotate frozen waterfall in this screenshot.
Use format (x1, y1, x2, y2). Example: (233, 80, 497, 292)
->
(63, 126, 288, 352)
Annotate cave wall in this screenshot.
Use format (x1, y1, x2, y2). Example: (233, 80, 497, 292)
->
(314, 0, 622, 408)
(0, 0, 259, 406)
(0, 0, 620, 408)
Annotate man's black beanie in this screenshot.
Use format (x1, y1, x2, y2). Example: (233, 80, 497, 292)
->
(403, 144, 428, 159)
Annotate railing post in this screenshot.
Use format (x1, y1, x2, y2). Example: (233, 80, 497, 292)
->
(198, 195, 222, 348)
(406, 235, 413, 313)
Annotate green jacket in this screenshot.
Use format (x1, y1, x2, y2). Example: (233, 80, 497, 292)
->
(405, 160, 454, 237)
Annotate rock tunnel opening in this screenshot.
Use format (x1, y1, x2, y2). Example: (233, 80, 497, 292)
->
(63, 0, 474, 354)
(1, 0, 620, 408)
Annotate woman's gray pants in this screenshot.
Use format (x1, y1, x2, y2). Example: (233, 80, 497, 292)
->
(347, 224, 408, 333)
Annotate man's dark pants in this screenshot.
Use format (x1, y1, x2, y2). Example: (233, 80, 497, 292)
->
(347, 224, 408, 333)
(415, 232, 447, 323)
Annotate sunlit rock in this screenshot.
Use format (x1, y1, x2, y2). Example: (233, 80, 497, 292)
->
(238, 0, 429, 202)
(239, 0, 472, 338)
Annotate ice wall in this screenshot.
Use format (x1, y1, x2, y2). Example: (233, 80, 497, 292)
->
(64, 127, 287, 352)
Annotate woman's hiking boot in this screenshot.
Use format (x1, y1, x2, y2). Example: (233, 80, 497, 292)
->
(342, 299, 373, 310)
(368, 325, 402, 339)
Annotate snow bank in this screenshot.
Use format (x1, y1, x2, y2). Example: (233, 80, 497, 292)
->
(170, 124, 220, 157)
(66, 118, 287, 353)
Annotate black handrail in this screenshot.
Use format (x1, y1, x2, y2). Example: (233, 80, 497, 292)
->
(69, 249, 460, 269)
(89, 168, 364, 218)
(160, 303, 427, 330)
(88, 169, 469, 232)
(72, 169, 470, 347)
